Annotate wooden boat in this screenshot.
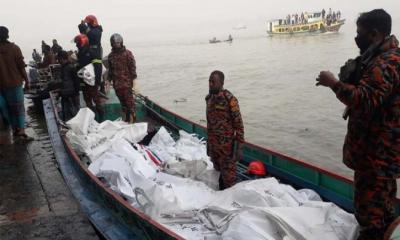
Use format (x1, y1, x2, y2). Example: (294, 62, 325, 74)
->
(44, 91, 400, 239)
(267, 11, 345, 35)
(25, 64, 61, 112)
(209, 38, 221, 44)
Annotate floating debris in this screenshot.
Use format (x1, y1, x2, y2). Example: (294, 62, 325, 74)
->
(173, 98, 187, 103)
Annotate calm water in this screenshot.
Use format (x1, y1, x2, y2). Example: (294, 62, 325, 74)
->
(4, 0, 397, 178)
(133, 18, 400, 178)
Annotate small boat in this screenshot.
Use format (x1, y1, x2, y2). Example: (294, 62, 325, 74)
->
(44, 90, 400, 239)
(210, 35, 233, 44)
(25, 64, 61, 112)
(267, 11, 345, 35)
(224, 35, 233, 42)
(209, 37, 221, 44)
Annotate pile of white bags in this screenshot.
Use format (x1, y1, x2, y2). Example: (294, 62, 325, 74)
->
(149, 127, 220, 189)
(65, 108, 359, 240)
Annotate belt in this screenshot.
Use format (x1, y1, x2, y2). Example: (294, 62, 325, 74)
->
(92, 59, 102, 64)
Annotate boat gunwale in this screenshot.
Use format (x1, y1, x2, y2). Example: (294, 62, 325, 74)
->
(144, 96, 400, 207)
(144, 95, 354, 184)
(49, 92, 185, 240)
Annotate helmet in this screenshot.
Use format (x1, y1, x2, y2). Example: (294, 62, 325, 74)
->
(84, 15, 99, 27)
(110, 33, 123, 45)
(74, 34, 89, 48)
(247, 161, 266, 176)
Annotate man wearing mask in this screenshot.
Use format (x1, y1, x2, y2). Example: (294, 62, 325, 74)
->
(206, 70, 244, 190)
(316, 9, 400, 240)
(107, 33, 137, 123)
(78, 15, 103, 93)
(0, 26, 33, 143)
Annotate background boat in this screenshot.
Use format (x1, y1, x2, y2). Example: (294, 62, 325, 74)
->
(267, 11, 345, 35)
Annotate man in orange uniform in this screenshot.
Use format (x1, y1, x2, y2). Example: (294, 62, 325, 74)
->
(316, 9, 400, 240)
(206, 70, 244, 190)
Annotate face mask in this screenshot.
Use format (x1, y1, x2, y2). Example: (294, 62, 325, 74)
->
(355, 34, 371, 54)
(209, 89, 220, 94)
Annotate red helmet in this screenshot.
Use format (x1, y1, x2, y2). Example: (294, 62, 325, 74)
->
(247, 161, 266, 176)
(84, 15, 99, 27)
(74, 34, 89, 48)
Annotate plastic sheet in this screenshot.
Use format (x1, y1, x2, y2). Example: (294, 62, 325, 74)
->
(67, 119, 359, 240)
(77, 63, 96, 86)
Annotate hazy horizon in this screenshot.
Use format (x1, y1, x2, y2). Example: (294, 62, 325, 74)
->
(2, 0, 400, 59)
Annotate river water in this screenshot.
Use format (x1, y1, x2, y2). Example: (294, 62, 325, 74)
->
(134, 17, 400, 178)
(2, 0, 399, 178)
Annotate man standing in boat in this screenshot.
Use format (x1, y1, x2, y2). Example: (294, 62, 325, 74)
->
(78, 15, 104, 94)
(74, 33, 105, 122)
(107, 33, 137, 123)
(58, 50, 80, 121)
(316, 9, 400, 240)
(0, 26, 33, 143)
(206, 70, 244, 190)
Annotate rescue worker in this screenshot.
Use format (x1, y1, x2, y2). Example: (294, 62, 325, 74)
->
(107, 33, 137, 123)
(206, 70, 244, 190)
(316, 9, 400, 240)
(74, 34, 105, 122)
(58, 51, 80, 121)
(0, 26, 33, 143)
(78, 15, 103, 92)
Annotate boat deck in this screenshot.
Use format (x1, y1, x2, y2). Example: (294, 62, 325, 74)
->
(0, 109, 98, 239)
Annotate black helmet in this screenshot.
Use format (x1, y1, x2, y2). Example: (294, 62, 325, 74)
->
(110, 33, 123, 45)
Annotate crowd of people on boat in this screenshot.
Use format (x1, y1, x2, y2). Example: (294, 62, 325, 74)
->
(276, 8, 342, 26)
(0, 15, 137, 142)
(1, 8, 400, 240)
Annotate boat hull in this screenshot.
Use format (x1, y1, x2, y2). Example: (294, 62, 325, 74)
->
(267, 19, 345, 35)
(45, 91, 400, 239)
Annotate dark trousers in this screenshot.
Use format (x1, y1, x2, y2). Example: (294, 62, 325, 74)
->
(61, 95, 80, 121)
(82, 84, 105, 122)
(115, 87, 135, 123)
(354, 170, 397, 240)
(207, 136, 236, 190)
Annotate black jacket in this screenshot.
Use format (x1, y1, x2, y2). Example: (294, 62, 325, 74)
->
(77, 46, 92, 69)
(60, 63, 80, 97)
(78, 24, 103, 59)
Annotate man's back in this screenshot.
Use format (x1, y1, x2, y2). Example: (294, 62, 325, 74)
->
(0, 41, 25, 89)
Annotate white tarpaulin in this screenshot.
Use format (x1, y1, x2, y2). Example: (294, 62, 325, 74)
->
(66, 108, 148, 161)
(66, 115, 359, 240)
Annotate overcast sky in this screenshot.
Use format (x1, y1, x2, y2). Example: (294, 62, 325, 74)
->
(1, 0, 399, 58)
